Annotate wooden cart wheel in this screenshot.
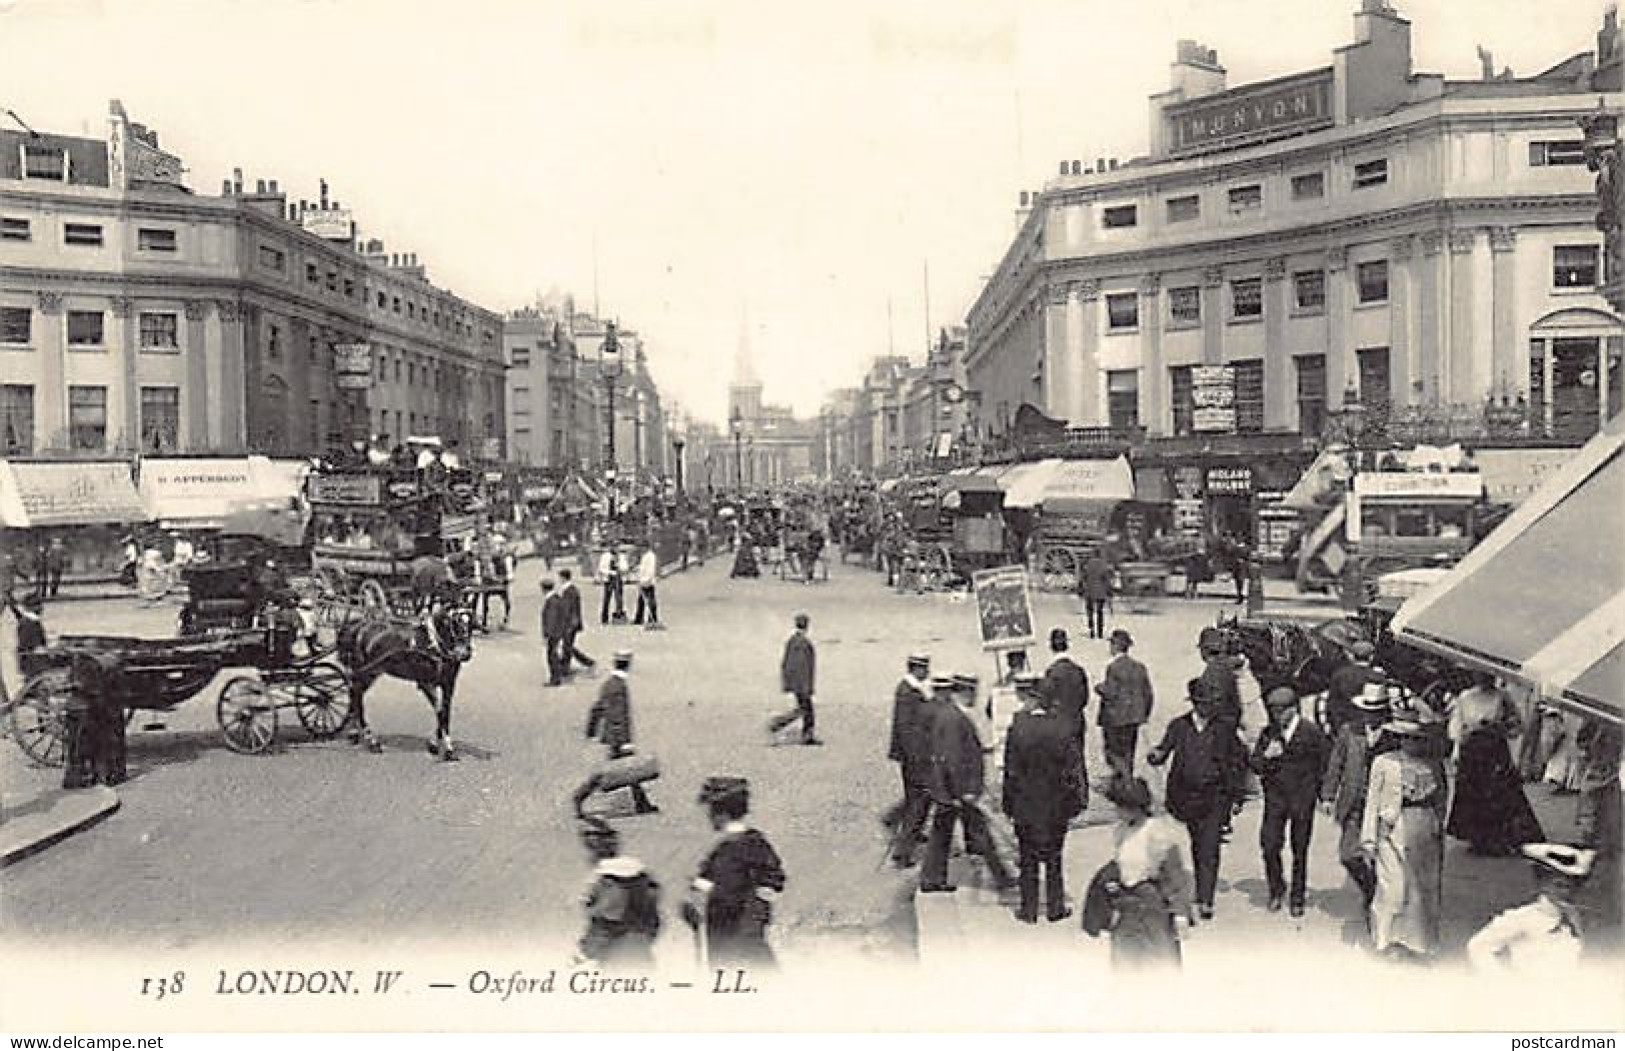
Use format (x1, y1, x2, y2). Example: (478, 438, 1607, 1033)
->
(8, 668, 74, 768)
(217, 675, 278, 754)
(1040, 547, 1078, 593)
(357, 578, 389, 611)
(289, 662, 352, 739)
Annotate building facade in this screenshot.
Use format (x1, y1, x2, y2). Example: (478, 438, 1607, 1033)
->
(966, 2, 1624, 452)
(1, 100, 506, 460)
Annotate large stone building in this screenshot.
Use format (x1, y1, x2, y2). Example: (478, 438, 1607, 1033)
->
(724, 327, 817, 486)
(1, 100, 506, 459)
(965, 2, 1623, 454)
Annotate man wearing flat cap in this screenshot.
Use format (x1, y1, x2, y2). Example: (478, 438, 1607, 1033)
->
(684, 776, 787, 967)
(1250, 686, 1331, 916)
(883, 653, 936, 867)
(1095, 629, 1154, 780)
(1468, 842, 1595, 972)
(1319, 683, 1395, 909)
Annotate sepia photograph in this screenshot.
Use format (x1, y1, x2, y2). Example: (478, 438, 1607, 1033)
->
(0, 0, 1622, 1036)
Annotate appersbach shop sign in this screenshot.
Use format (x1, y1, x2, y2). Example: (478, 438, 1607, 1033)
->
(1167, 72, 1332, 155)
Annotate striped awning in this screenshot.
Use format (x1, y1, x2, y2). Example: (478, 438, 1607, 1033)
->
(1393, 412, 1625, 724)
(0, 460, 146, 528)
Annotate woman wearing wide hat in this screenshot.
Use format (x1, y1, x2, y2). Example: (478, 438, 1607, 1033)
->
(1361, 719, 1448, 960)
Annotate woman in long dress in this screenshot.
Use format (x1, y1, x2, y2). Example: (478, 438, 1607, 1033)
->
(1085, 777, 1195, 970)
(1447, 675, 1544, 855)
(1361, 721, 1448, 960)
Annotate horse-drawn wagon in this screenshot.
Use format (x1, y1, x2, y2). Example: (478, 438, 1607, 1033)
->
(6, 621, 351, 765)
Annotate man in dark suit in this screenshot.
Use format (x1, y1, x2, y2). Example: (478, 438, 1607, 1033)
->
(1040, 628, 1090, 797)
(540, 578, 569, 686)
(573, 650, 657, 816)
(1095, 628, 1154, 779)
(1250, 686, 1332, 916)
(1002, 684, 1084, 922)
(558, 567, 595, 674)
(1148, 678, 1248, 919)
(1078, 551, 1114, 639)
(921, 675, 1013, 894)
(1319, 685, 1393, 909)
(883, 653, 935, 867)
(769, 613, 820, 745)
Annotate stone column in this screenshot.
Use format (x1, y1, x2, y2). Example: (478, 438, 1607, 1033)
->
(1489, 226, 1518, 396)
(1045, 282, 1075, 424)
(1416, 231, 1445, 403)
(35, 291, 65, 445)
(1140, 272, 1164, 434)
(218, 300, 247, 453)
(1388, 236, 1414, 417)
(1263, 257, 1290, 430)
(110, 295, 137, 453)
(1078, 280, 1101, 424)
(1325, 246, 1349, 408)
(1200, 265, 1224, 366)
(1541, 338, 1555, 437)
(1448, 228, 1478, 403)
(183, 299, 209, 452)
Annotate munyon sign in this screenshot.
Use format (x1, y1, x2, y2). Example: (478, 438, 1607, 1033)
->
(1166, 70, 1334, 155)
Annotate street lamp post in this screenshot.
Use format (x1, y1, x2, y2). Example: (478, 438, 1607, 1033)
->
(730, 409, 744, 493)
(601, 320, 622, 521)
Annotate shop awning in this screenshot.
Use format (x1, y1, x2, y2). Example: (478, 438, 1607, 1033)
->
(999, 460, 1062, 508)
(0, 460, 146, 528)
(1039, 456, 1134, 506)
(1393, 413, 1625, 724)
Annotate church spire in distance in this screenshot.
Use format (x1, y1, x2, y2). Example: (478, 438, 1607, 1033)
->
(733, 307, 761, 389)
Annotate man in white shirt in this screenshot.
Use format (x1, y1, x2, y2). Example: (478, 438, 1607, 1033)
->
(597, 547, 625, 625)
(633, 543, 662, 630)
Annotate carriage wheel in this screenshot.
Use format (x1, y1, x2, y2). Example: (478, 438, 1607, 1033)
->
(217, 676, 279, 754)
(1040, 547, 1078, 593)
(7, 668, 74, 768)
(357, 579, 389, 611)
(289, 662, 352, 739)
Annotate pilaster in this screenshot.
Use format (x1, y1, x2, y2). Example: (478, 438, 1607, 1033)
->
(1262, 257, 1290, 430)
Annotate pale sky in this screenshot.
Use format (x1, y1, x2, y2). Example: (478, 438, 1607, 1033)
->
(0, 0, 1609, 425)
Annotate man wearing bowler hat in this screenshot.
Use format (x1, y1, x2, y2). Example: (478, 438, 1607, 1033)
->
(573, 649, 658, 817)
(1002, 672, 1085, 922)
(1251, 685, 1331, 916)
(1095, 628, 1154, 780)
(1041, 627, 1090, 791)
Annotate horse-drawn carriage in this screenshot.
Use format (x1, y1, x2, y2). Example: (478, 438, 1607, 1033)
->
(899, 474, 1007, 589)
(6, 621, 351, 765)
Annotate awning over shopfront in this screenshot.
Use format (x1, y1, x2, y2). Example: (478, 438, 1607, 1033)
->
(1039, 456, 1134, 507)
(1393, 414, 1625, 724)
(998, 460, 1062, 508)
(0, 460, 146, 528)
(138, 457, 307, 530)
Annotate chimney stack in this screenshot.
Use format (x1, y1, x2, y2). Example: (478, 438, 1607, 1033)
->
(222, 178, 233, 196)
(1171, 38, 1227, 100)
(232, 167, 243, 194)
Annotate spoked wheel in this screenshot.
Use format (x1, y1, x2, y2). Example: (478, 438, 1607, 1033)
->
(8, 668, 74, 767)
(357, 579, 389, 612)
(287, 661, 352, 739)
(1040, 547, 1078, 592)
(217, 675, 279, 754)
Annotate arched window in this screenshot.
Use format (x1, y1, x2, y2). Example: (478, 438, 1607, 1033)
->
(1528, 308, 1624, 441)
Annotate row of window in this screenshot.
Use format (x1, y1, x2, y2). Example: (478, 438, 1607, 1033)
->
(257, 240, 487, 342)
(1097, 348, 1392, 436)
(0, 217, 177, 252)
(0, 307, 183, 349)
(1097, 245, 1603, 332)
(1099, 140, 1586, 232)
(0, 383, 179, 454)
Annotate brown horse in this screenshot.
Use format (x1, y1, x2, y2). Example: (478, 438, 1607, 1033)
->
(336, 604, 473, 761)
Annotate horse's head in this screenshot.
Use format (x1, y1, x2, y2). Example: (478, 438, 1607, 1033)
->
(433, 603, 474, 663)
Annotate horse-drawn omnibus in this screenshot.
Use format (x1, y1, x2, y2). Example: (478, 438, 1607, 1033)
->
(305, 465, 487, 614)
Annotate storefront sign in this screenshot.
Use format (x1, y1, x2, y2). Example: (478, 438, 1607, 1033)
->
(1473, 447, 1578, 506)
(307, 474, 383, 505)
(1192, 365, 1236, 433)
(1353, 472, 1484, 499)
(139, 458, 256, 526)
(1172, 466, 1205, 500)
(334, 343, 373, 390)
(1166, 71, 1333, 155)
(1205, 466, 1253, 495)
(0, 461, 145, 527)
(1173, 498, 1205, 536)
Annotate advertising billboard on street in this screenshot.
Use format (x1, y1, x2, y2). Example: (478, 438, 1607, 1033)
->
(971, 564, 1036, 651)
